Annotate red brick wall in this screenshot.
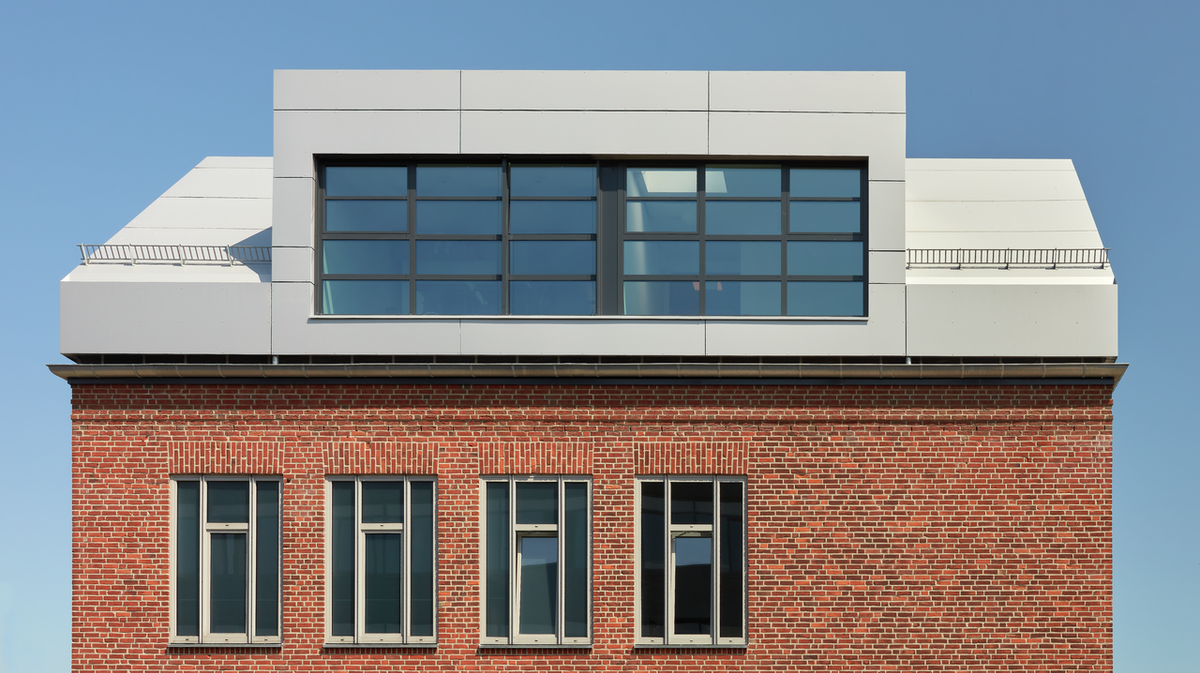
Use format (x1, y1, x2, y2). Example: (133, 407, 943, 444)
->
(71, 382, 1114, 671)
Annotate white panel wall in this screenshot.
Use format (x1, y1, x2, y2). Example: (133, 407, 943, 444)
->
(709, 71, 905, 113)
(460, 111, 708, 155)
(459, 320, 706, 356)
(461, 70, 708, 111)
(906, 284, 1118, 357)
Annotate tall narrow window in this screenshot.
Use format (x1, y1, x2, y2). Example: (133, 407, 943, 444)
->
(637, 477, 746, 646)
(482, 477, 591, 645)
(171, 477, 281, 644)
(326, 477, 437, 645)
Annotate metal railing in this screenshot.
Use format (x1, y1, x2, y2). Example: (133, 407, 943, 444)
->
(79, 244, 272, 265)
(906, 248, 1109, 269)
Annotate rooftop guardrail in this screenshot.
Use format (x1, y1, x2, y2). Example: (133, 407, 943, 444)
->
(79, 244, 272, 265)
(906, 248, 1109, 269)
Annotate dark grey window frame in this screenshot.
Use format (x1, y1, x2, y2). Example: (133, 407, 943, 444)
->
(315, 157, 866, 317)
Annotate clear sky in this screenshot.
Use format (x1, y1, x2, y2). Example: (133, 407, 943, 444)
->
(0, 1, 1195, 670)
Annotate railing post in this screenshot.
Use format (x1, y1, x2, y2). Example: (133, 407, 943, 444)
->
(129, 245, 136, 265)
(178, 244, 186, 266)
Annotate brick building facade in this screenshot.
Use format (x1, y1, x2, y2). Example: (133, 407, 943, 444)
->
(57, 71, 1122, 670)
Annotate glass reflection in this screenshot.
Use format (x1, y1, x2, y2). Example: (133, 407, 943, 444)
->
(210, 533, 247, 633)
(705, 166, 780, 197)
(624, 281, 699, 316)
(627, 168, 696, 197)
(415, 281, 501, 315)
(787, 241, 863, 276)
(330, 482, 355, 637)
(671, 482, 713, 525)
(409, 482, 435, 637)
(790, 168, 860, 198)
(510, 241, 595, 276)
(718, 482, 743, 640)
(705, 201, 781, 235)
(486, 483, 510, 638)
(672, 536, 711, 635)
(706, 281, 781, 316)
(326, 200, 406, 232)
(510, 201, 596, 234)
(623, 241, 699, 276)
(706, 241, 780, 276)
(511, 166, 596, 197)
(417, 165, 501, 197)
(626, 202, 696, 233)
(790, 201, 860, 233)
(563, 483, 588, 638)
(322, 280, 408, 315)
(516, 483, 557, 524)
(417, 201, 501, 235)
(510, 281, 596, 316)
(255, 482, 279, 638)
(787, 281, 864, 316)
(416, 241, 500, 275)
(207, 482, 249, 523)
(362, 482, 403, 523)
(640, 482, 665, 638)
(364, 534, 402, 634)
(326, 166, 407, 197)
(519, 536, 558, 635)
(176, 482, 200, 637)
(323, 240, 408, 275)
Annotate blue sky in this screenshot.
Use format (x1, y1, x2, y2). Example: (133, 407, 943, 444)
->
(0, 1, 1195, 670)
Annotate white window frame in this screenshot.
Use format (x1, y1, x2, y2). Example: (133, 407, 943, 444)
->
(635, 476, 748, 647)
(324, 476, 438, 645)
(169, 476, 282, 645)
(480, 476, 592, 646)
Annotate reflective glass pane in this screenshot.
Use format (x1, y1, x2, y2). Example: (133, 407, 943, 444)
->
(623, 281, 700, 316)
(718, 482, 744, 639)
(706, 281, 782, 316)
(326, 166, 407, 197)
(516, 482, 557, 525)
(519, 536, 558, 635)
(330, 482, 355, 637)
(511, 166, 596, 197)
(623, 241, 699, 275)
(362, 482, 403, 524)
(564, 483, 588, 638)
(790, 200, 860, 233)
(790, 168, 861, 198)
(207, 482, 249, 523)
(409, 482, 435, 637)
(510, 281, 596, 316)
(415, 280, 501, 315)
(626, 201, 696, 233)
(511, 241, 595, 275)
(322, 240, 409, 275)
(705, 166, 780, 197)
(416, 241, 501, 275)
(326, 200, 407, 232)
(787, 281, 864, 317)
(627, 168, 696, 197)
(787, 241, 863, 276)
(176, 482, 200, 637)
(255, 482, 279, 638)
(510, 201, 596, 234)
(673, 536, 711, 635)
(364, 534, 402, 634)
(416, 201, 501, 235)
(705, 201, 781, 235)
(671, 482, 713, 525)
(640, 482, 665, 639)
(210, 533, 247, 633)
(322, 280, 409, 316)
(417, 165, 501, 197)
(706, 241, 781, 276)
(485, 483, 509, 638)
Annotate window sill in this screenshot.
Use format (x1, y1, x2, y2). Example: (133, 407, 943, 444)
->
(478, 643, 593, 650)
(323, 642, 437, 650)
(167, 642, 282, 649)
(309, 313, 867, 322)
(633, 642, 748, 650)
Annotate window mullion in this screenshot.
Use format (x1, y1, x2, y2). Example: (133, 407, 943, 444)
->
(710, 484, 719, 646)
(509, 478, 517, 643)
(199, 479, 209, 643)
(557, 481, 565, 643)
(355, 480, 365, 643)
(247, 480, 257, 643)
(402, 479, 411, 644)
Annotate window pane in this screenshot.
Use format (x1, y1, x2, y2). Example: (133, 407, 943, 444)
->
(322, 280, 409, 316)
(640, 482, 665, 639)
(416, 201, 502, 235)
(788, 241, 863, 276)
(673, 537, 711, 635)
(210, 533, 247, 634)
(255, 482, 279, 638)
(510, 281, 596, 316)
(627, 168, 696, 197)
(485, 483, 510, 638)
(623, 241, 699, 275)
(626, 201, 696, 233)
(706, 241, 781, 276)
(330, 482, 355, 637)
(207, 482, 249, 523)
(362, 482, 403, 524)
(705, 201, 781, 235)
(415, 281, 501, 315)
(409, 482, 435, 637)
(705, 281, 781, 316)
(787, 281, 864, 317)
(511, 166, 596, 197)
(790, 200, 860, 233)
(718, 482, 744, 639)
(563, 483, 588, 638)
(323, 240, 409, 275)
(326, 200, 407, 233)
(519, 536, 558, 635)
(326, 166, 407, 197)
(510, 201, 596, 234)
(705, 166, 780, 197)
(511, 241, 595, 276)
(417, 165, 501, 197)
(671, 482, 713, 525)
(623, 281, 699, 316)
(790, 168, 861, 198)
(176, 482, 200, 637)
(416, 241, 501, 275)
(364, 534, 402, 634)
(516, 482, 557, 525)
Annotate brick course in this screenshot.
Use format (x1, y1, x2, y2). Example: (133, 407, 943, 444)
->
(71, 382, 1113, 671)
